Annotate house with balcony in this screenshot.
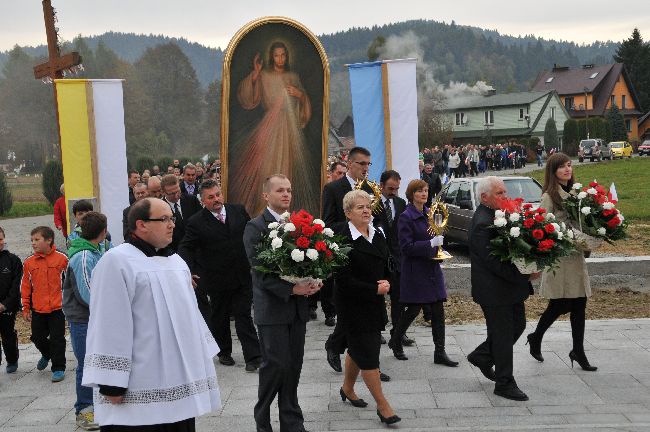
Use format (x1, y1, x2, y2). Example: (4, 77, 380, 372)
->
(638, 112, 650, 141)
(531, 63, 643, 141)
(445, 90, 569, 147)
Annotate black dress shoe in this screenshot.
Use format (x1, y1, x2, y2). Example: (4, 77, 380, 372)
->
(325, 316, 336, 327)
(327, 348, 342, 372)
(494, 386, 529, 401)
(309, 309, 317, 320)
(401, 336, 415, 347)
(467, 354, 496, 381)
(387, 340, 408, 360)
(339, 387, 368, 408)
(218, 355, 235, 366)
(434, 351, 459, 367)
(379, 371, 390, 382)
(245, 357, 262, 372)
(380, 335, 387, 344)
(377, 409, 401, 425)
(526, 333, 544, 362)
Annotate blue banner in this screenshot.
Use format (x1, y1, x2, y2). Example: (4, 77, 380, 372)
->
(348, 62, 386, 181)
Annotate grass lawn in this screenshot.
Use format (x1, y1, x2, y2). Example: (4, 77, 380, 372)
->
(1, 175, 53, 219)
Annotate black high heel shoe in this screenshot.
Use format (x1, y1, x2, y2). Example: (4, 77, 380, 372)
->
(569, 350, 597, 371)
(339, 387, 368, 408)
(377, 409, 401, 425)
(387, 339, 408, 361)
(526, 333, 544, 362)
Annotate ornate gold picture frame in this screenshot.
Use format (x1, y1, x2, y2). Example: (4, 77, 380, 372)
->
(220, 16, 330, 216)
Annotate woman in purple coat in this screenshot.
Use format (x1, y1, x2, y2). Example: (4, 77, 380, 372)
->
(387, 179, 458, 367)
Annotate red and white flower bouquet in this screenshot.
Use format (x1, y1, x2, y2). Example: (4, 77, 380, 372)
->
(254, 210, 351, 284)
(489, 198, 577, 274)
(564, 180, 627, 250)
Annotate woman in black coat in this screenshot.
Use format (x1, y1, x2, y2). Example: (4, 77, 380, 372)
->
(335, 190, 400, 425)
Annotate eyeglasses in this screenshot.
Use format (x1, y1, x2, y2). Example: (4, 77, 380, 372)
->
(353, 161, 372, 167)
(143, 216, 176, 224)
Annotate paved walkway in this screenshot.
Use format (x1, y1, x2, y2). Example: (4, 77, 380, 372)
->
(1, 318, 649, 431)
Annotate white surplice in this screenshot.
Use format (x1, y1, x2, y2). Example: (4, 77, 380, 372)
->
(82, 243, 221, 426)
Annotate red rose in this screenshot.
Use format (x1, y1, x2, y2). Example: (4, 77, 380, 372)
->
(315, 241, 327, 252)
(532, 229, 545, 240)
(544, 223, 555, 234)
(523, 203, 533, 210)
(301, 225, 316, 237)
(536, 207, 546, 214)
(606, 217, 620, 228)
(596, 185, 606, 194)
(595, 194, 607, 205)
(290, 210, 314, 228)
(313, 223, 324, 233)
(602, 208, 616, 217)
(325, 249, 333, 260)
(534, 214, 545, 223)
(589, 181, 598, 187)
(523, 218, 535, 229)
(524, 210, 533, 217)
(537, 239, 555, 251)
(296, 236, 310, 249)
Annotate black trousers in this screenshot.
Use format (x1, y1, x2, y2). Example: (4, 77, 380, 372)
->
(194, 286, 213, 333)
(534, 297, 587, 352)
(209, 283, 261, 362)
(308, 277, 335, 318)
(0, 312, 19, 364)
(391, 301, 444, 348)
(100, 418, 195, 431)
(388, 273, 404, 336)
(255, 316, 306, 432)
(469, 302, 525, 390)
(31, 309, 66, 371)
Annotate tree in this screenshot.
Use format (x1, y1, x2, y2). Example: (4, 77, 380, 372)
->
(42, 160, 63, 205)
(544, 117, 558, 150)
(563, 119, 579, 154)
(367, 36, 386, 61)
(606, 105, 628, 141)
(0, 173, 13, 215)
(614, 28, 650, 112)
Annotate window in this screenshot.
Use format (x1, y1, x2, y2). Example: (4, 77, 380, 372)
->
(484, 110, 494, 125)
(589, 72, 599, 79)
(626, 119, 631, 132)
(611, 95, 616, 106)
(622, 95, 626, 109)
(442, 182, 460, 205)
(565, 97, 574, 111)
(455, 112, 466, 126)
(519, 108, 524, 120)
(456, 182, 473, 209)
(546, 77, 554, 83)
(551, 107, 555, 119)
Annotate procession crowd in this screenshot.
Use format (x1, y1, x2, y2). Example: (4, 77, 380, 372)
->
(0, 147, 596, 432)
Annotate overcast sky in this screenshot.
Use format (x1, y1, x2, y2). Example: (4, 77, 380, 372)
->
(2, 0, 648, 52)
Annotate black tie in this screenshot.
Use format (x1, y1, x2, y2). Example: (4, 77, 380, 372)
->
(173, 202, 182, 222)
(384, 198, 393, 226)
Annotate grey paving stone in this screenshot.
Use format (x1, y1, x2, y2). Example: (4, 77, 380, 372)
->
(563, 413, 630, 424)
(433, 391, 492, 408)
(4, 409, 67, 427)
(528, 404, 590, 414)
(415, 406, 530, 418)
(586, 403, 650, 414)
(445, 413, 567, 427)
(625, 412, 650, 422)
(427, 377, 484, 393)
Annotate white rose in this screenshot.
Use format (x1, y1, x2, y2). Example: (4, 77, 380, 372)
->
(580, 206, 591, 215)
(597, 227, 607, 236)
(330, 242, 339, 251)
(567, 229, 575, 239)
(618, 214, 624, 225)
(283, 223, 296, 232)
(280, 212, 290, 220)
(290, 249, 305, 262)
(573, 183, 582, 190)
(313, 219, 325, 227)
(551, 223, 561, 232)
(556, 231, 564, 240)
(269, 230, 279, 239)
(495, 210, 506, 218)
(508, 213, 521, 222)
(306, 249, 319, 261)
(545, 213, 555, 221)
(509, 227, 521, 238)
(323, 228, 334, 238)
(271, 237, 283, 250)
(494, 217, 507, 227)
(577, 191, 588, 199)
(602, 202, 615, 210)
(267, 222, 279, 229)
(561, 222, 566, 230)
(587, 188, 597, 195)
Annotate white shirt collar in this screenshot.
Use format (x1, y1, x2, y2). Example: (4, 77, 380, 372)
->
(348, 221, 376, 243)
(345, 174, 357, 189)
(210, 205, 226, 220)
(266, 207, 283, 222)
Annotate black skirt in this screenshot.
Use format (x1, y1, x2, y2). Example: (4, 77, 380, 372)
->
(346, 331, 381, 370)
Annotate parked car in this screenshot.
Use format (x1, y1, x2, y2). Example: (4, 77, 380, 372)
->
(437, 176, 543, 246)
(578, 139, 602, 162)
(609, 141, 633, 159)
(600, 142, 612, 160)
(5, 172, 17, 179)
(638, 140, 650, 156)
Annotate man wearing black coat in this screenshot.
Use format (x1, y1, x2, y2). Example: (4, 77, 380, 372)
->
(160, 174, 202, 251)
(122, 182, 148, 241)
(467, 176, 539, 401)
(243, 174, 320, 432)
(0, 237, 22, 373)
(178, 179, 262, 371)
(179, 163, 200, 197)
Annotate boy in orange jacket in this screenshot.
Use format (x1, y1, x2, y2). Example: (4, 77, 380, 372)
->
(21, 226, 68, 382)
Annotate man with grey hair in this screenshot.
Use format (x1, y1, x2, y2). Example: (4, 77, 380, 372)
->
(146, 176, 162, 199)
(180, 164, 199, 197)
(467, 176, 539, 402)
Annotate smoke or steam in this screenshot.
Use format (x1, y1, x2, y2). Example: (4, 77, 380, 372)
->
(377, 31, 493, 111)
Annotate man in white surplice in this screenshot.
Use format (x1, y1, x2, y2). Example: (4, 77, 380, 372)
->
(83, 198, 221, 431)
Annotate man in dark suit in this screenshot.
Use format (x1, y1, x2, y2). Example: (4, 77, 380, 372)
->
(127, 169, 140, 205)
(160, 174, 202, 251)
(243, 174, 320, 432)
(376, 170, 413, 348)
(179, 163, 200, 197)
(467, 176, 539, 401)
(179, 179, 262, 371)
(122, 182, 148, 241)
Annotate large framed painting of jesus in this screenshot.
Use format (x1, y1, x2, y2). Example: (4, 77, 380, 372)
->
(221, 17, 330, 216)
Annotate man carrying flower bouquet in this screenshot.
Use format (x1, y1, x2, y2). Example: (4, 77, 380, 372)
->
(243, 174, 321, 432)
(467, 177, 539, 402)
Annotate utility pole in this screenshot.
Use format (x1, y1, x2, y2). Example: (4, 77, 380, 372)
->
(33, 0, 83, 161)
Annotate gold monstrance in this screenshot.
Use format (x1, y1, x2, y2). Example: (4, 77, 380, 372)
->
(354, 176, 383, 215)
(427, 198, 453, 261)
